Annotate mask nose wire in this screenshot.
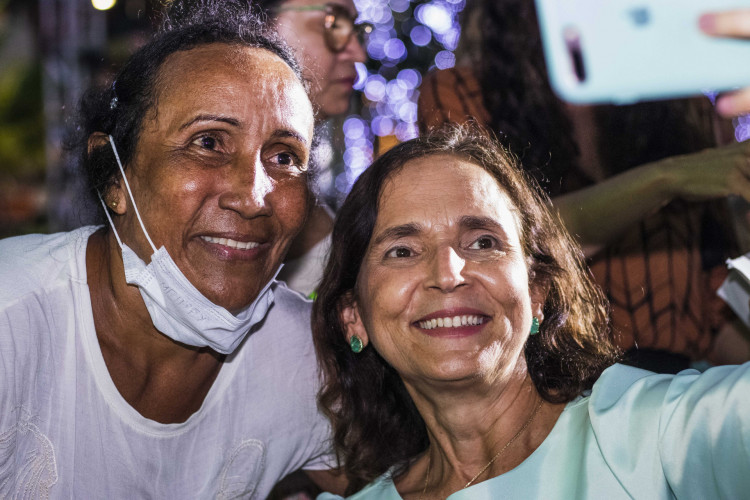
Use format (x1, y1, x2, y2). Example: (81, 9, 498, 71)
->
(107, 134, 158, 254)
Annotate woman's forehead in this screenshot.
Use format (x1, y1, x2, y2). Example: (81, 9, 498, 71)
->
(155, 44, 298, 95)
(375, 155, 521, 235)
(146, 44, 314, 136)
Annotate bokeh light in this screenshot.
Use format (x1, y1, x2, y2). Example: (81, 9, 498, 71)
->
(410, 25, 432, 47)
(340, 0, 464, 193)
(92, 0, 116, 10)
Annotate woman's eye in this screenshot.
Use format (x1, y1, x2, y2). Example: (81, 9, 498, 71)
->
(469, 236, 496, 250)
(270, 151, 306, 171)
(276, 152, 294, 166)
(385, 247, 413, 258)
(193, 135, 218, 150)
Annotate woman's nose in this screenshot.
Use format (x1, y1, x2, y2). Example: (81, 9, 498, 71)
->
(218, 157, 274, 218)
(426, 246, 467, 292)
(342, 33, 367, 63)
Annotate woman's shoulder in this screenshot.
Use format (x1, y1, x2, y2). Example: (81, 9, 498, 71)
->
(268, 282, 313, 326)
(317, 471, 399, 500)
(585, 363, 750, 498)
(417, 66, 490, 132)
(0, 226, 96, 305)
(587, 362, 750, 446)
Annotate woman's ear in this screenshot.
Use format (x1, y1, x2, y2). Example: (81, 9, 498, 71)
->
(338, 292, 369, 348)
(88, 132, 124, 214)
(529, 277, 550, 323)
(87, 131, 109, 155)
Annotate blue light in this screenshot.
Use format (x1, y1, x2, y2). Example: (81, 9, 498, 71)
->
(410, 25, 431, 47)
(364, 75, 387, 102)
(434, 50, 456, 69)
(371, 115, 395, 136)
(395, 122, 419, 141)
(389, 0, 411, 13)
(353, 62, 368, 90)
(386, 79, 408, 101)
(343, 117, 366, 139)
(397, 69, 421, 89)
(340, 0, 466, 198)
(361, 4, 393, 24)
(397, 101, 418, 123)
(415, 3, 453, 35)
(441, 27, 460, 51)
(383, 38, 407, 61)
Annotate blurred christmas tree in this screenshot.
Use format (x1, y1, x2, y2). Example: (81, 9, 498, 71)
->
(334, 0, 465, 200)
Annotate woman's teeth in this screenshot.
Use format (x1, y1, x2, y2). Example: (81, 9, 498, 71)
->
(419, 315, 484, 330)
(201, 236, 260, 250)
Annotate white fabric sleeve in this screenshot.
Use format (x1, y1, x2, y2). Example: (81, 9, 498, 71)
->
(658, 363, 750, 499)
(591, 363, 750, 499)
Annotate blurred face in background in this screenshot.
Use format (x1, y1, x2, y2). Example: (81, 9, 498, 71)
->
(275, 0, 368, 120)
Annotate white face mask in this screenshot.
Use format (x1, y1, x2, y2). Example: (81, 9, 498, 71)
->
(97, 135, 278, 355)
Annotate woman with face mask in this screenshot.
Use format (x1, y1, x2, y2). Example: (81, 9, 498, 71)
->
(0, 1, 343, 497)
(245, 0, 369, 297)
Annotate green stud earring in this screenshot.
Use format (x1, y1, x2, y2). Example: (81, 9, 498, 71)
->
(530, 317, 540, 335)
(350, 335, 364, 353)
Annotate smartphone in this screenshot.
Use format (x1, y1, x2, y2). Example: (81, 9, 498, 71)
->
(534, 0, 750, 104)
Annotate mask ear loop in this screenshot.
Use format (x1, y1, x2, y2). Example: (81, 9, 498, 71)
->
(97, 193, 125, 249)
(107, 135, 158, 254)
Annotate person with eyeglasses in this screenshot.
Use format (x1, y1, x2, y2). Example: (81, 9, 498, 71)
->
(246, 0, 370, 299)
(274, 1, 370, 120)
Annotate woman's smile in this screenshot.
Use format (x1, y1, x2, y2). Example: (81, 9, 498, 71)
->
(415, 308, 489, 337)
(197, 234, 269, 261)
(348, 153, 543, 382)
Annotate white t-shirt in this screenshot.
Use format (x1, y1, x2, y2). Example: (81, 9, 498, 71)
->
(0, 227, 333, 499)
(278, 233, 331, 298)
(320, 363, 750, 499)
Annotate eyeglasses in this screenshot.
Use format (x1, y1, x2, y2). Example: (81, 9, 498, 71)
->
(276, 3, 373, 53)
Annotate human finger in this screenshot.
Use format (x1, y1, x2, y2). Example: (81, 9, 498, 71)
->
(717, 88, 750, 117)
(699, 10, 750, 38)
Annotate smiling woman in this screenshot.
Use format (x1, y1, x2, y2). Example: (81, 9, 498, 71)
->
(314, 125, 750, 499)
(0, 1, 339, 498)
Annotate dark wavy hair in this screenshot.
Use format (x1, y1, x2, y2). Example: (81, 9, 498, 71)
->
(67, 0, 306, 221)
(313, 125, 620, 492)
(471, 0, 716, 194)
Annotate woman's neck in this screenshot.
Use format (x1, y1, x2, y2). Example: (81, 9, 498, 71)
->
(87, 228, 225, 423)
(396, 369, 565, 499)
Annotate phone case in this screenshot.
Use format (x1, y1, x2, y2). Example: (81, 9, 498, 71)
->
(534, 0, 750, 104)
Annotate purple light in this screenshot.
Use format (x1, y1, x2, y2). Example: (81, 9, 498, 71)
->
(390, 0, 410, 13)
(371, 115, 395, 137)
(386, 79, 408, 101)
(416, 3, 453, 34)
(434, 50, 456, 69)
(383, 38, 407, 61)
(398, 69, 421, 89)
(364, 75, 387, 102)
(410, 25, 431, 47)
(353, 62, 368, 90)
(397, 101, 418, 123)
(395, 122, 419, 141)
(343, 117, 366, 139)
(440, 27, 461, 51)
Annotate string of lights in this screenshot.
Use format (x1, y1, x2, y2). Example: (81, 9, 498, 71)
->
(336, 0, 465, 199)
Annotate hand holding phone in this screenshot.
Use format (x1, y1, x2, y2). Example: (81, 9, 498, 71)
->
(534, 0, 750, 104)
(700, 9, 750, 116)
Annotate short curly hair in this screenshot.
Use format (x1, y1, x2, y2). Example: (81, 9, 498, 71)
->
(67, 0, 306, 220)
(313, 124, 620, 493)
